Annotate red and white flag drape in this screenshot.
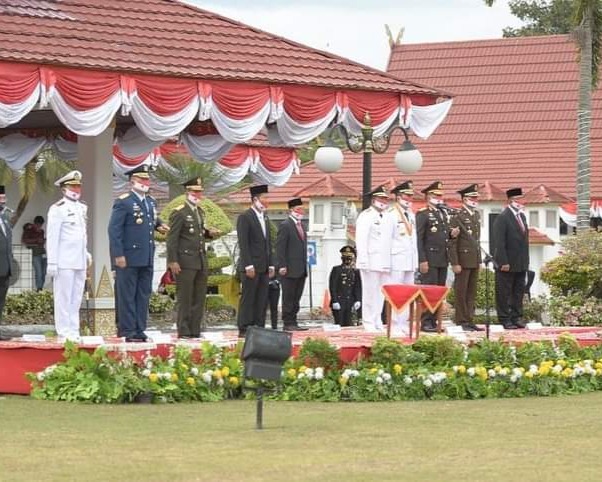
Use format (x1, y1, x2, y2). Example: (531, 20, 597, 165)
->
(0, 62, 451, 143)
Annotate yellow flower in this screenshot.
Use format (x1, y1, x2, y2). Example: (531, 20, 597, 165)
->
(393, 364, 403, 375)
(457, 365, 467, 375)
(180, 363, 189, 370)
(561, 368, 573, 378)
(494, 365, 502, 373)
(229, 376, 239, 387)
(478, 372, 488, 381)
(369, 367, 378, 374)
(525, 372, 534, 379)
(287, 368, 297, 378)
(595, 362, 602, 370)
(186, 377, 195, 386)
(213, 369, 223, 379)
(298, 366, 307, 373)
(148, 373, 158, 383)
(339, 376, 348, 386)
(538, 366, 550, 376)
(558, 359, 567, 368)
(171, 373, 179, 382)
(221, 366, 230, 377)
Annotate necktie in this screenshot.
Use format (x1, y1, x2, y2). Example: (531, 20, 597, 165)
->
(516, 213, 526, 232)
(296, 220, 305, 240)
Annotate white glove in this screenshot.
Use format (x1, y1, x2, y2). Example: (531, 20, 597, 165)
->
(332, 302, 341, 310)
(47, 264, 58, 278)
(353, 301, 361, 310)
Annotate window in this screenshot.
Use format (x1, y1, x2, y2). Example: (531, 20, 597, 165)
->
(478, 209, 484, 227)
(529, 210, 539, 228)
(546, 210, 557, 229)
(313, 204, 324, 225)
(331, 202, 345, 226)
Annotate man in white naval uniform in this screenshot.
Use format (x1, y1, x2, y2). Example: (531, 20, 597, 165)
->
(355, 186, 394, 332)
(387, 181, 418, 335)
(46, 170, 91, 341)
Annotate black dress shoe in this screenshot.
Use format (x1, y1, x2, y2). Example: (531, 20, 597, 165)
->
(237, 331, 247, 338)
(125, 337, 142, 342)
(502, 323, 518, 330)
(462, 323, 484, 332)
(513, 320, 527, 329)
(421, 324, 438, 333)
(284, 325, 309, 331)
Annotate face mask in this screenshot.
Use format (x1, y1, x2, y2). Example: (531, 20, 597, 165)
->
(64, 189, 81, 201)
(253, 199, 266, 212)
(398, 198, 412, 209)
(132, 180, 150, 194)
(511, 200, 525, 212)
(342, 257, 353, 265)
(291, 209, 304, 221)
(373, 199, 389, 212)
(465, 199, 479, 209)
(429, 197, 443, 207)
(187, 193, 202, 205)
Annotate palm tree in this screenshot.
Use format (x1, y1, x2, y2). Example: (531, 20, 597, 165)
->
(0, 148, 75, 225)
(486, 0, 602, 231)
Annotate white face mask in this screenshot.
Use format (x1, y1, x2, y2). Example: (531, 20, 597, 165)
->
(132, 180, 150, 194)
(253, 199, 266, 212)
(64, 189, 81, 201)
(187, 193, 201, 205)
(465, 199, 479, 209)
(398, 198, 412, 209)
(429, 197, 443, 207)
(511, 200, 525, 212)
(373, 199, 389, 212)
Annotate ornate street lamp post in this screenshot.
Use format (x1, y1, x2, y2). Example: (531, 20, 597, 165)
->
(314, 113, 423, 210)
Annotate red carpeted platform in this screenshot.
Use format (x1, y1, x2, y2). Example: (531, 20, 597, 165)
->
(1, 326, 601, 395)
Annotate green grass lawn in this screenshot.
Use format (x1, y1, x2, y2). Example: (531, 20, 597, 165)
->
(1, 393, 601, 482)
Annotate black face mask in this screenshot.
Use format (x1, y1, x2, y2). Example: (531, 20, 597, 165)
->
(342, 257, 353, 265)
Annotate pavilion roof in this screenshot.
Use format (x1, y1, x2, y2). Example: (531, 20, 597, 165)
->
(0, 0, 447, 96)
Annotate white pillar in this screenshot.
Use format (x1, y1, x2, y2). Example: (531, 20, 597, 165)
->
(77, 126, 116, 335)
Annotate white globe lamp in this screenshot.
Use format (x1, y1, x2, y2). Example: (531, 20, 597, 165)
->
(314, 146, 344, 173)
(394, 140, 423, 174)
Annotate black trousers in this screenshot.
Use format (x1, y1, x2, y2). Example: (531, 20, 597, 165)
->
(281, 276, 306, 327)
(0, 275, 9, 322)
(237, 271, 269, 332)
(333, 299, 354, 327)
(420, 266, 447, 326)
(175, 268, 208, 337)
(266, 283, 280, 329)
(495, 270, 526, 326)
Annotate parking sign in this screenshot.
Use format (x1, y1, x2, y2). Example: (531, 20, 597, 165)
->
(307, 240, 317, 266)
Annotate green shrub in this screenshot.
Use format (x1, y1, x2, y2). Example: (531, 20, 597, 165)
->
(298, 337, 340, 371)
(411, 336, 465, 367)
(149, 293, 175, 314)
(467, 338, 515, 367)
(5, 290, 53, 317)
(369, 337, 426, 367)
(541, 230, 602, 297)
(206, 294, 227, 311)
(447, 268, 496, 310)
(547, 293, 602, 326)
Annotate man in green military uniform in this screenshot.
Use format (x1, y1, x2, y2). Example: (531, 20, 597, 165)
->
(448, 184, 484, 332)
(416, 181, 459, 332)
(167, 177, 217, 338)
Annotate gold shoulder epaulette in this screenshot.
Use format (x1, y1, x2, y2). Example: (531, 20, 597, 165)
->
(417, 207, 427, 212)
(174, 204, 185, 211)
(118, 193, 130, 200)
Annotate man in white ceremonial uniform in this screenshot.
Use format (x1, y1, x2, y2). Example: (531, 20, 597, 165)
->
(387, 181, 418, 335)
(355, 185, 394, 332)
(46, 170, 91, 341)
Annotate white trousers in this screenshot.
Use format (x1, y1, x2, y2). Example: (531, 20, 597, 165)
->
(386, 270, 415, 334)
(360, 269, 389, 332)
(53, 268, 86, 339)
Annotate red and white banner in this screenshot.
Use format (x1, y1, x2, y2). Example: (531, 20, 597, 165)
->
(559, 200, 602, 227)
(0, 61, 451, 143)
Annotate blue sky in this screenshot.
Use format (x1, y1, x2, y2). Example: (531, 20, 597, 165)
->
(186, 0, 521, 69)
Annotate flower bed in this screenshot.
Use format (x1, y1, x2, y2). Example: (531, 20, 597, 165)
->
(28, 335, 602, 403)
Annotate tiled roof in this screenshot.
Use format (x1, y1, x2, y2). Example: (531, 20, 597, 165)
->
(386, 34, 602, 198)
(0, 0, 445, 95)
(523, 184, 574, 204)
(528, 228, 555, 245)
(226, 35, 601, 206)
(292, 174, 359, 199)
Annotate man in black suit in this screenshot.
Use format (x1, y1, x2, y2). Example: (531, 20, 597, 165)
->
(329, 245, 362, 327)
(236, 185, 274, 337)
(276, 198, 309, 331)
(492, 187, 530, 329)
(0, 186, 13, 328)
